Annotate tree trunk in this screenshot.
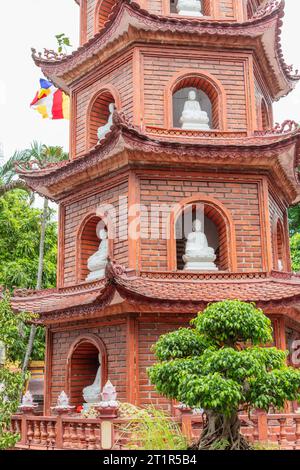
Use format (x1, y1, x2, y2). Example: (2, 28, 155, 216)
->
(22, 197, 49, 374)
(190, 410, 251, 450)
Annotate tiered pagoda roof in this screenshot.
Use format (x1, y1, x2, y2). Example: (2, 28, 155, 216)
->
(16, 111, 300, 203)
(11, 0, 300, 324)
(32, 0, 300, 100)
(10, 260, 300, 324)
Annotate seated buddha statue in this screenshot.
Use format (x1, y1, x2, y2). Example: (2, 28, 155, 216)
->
(176, 0, 203, 16)
(97, 103, 115, 143)
(183, 219, 218, 271)
(83, 353, 102, 409)
(86, 223, 108, 282)
(180, 90, 210, 130)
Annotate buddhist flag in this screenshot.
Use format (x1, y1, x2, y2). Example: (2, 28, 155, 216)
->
(30, 78, 70, 120)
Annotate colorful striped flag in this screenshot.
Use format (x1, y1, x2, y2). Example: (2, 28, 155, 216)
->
(30, 79, 70, 120)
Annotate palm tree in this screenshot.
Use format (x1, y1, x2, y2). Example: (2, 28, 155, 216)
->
(0, 142, 68, 373)
(0, 149, 32, 196)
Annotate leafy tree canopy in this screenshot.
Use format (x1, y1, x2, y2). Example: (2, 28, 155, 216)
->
(0, 293, 32, 449)
(289, 205, 300, 236)
(290, 233, 300, 272)
(149, 300, 300, 450)
(0, 190, 57, 290)
(0, 190, 57, 361)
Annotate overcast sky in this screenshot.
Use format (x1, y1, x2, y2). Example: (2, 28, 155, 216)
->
(0, 0, 299, 161)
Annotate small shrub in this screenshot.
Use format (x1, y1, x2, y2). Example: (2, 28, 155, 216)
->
(115, 405, 188, 450)
(253, 442, 280, 451)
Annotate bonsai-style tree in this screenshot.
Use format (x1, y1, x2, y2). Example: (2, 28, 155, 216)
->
(148, 300, 300, 450)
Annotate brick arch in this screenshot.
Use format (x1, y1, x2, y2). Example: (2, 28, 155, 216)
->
(273, 217, 288, 271)
(66, 334, 108, 407)
(260, 98, 271, 131)
(76, 211, 114, 283)
(94, 0, 116, 33)
(165, 70, 227, 130)
(86, 86, 121, 150)
(167, 195, 237, 271)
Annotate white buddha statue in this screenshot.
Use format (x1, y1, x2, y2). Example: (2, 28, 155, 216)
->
(83, 353, 102, 409)
(183, 219, 218, 271)
(180, 90, 210, 130)
(86, 223, 108, 282)
(97, 103, 115, 143)
(176, 0, 203, 16)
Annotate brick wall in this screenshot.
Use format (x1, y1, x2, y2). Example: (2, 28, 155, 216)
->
(63, 180, 128, 286)
(138, 316, 191, 410)
(147, 0, 237, 18)
(268, 189, 289, 270)
(83, 1, 239, 29)
(50, 321, 127, 407)
(86, 0, 97, 41)
(219, 0, 235, 19)
(139, 175, 262, 271)
(254, 77, 273, 130)
(74, 57, 133, 155)
(143, 53, 247, 131)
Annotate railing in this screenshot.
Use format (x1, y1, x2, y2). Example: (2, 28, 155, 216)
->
(144, 126, 248, 140)
(11, 412, 300, 450)
(11, 414, 130, 450)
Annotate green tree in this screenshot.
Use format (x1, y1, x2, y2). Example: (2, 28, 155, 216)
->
(0, 190, 57, 361)
(290, 233, 300, 272)
(149, 300, 300, 450)
(0, 190, 57, 291)
(0, 142, 68, 372)
(289, 205, 300, 236)
(0, 294, 32, 449)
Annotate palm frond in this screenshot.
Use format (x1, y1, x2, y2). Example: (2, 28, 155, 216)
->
(0, 150, 30, 183)
(0, 180, 30, 197)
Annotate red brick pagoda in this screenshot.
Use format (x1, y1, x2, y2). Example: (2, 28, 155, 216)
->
(13, 0, 300, 420)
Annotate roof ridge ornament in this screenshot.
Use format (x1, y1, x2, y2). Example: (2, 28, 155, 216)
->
(31, 47, 67, 62)
(255, 120, 300, 136)
(105, 257, 126, 280)
(253, 0, 282, 20)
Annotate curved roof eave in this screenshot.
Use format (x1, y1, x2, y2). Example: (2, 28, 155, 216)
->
(15, 112, 300, 203)
(32, 0, 299, 99)
(10, 263, 300, 320)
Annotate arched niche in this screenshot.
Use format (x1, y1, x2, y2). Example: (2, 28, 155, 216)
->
(66, 335, 108, 408)
(260, 98, 271, 131)
(86, 87, 121, 150)
(166, 71, 227, 130)
(273, 218, 288, 272)
(167, 196, 237, 271)
(94, 0, 115, 33)
(76, 212, 114, 283)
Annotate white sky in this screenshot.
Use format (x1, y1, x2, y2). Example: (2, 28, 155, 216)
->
(0, 0, 79, 160)
(0, 0, 299, 161)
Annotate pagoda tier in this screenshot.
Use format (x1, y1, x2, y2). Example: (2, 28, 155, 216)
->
(11, 0, 300, 414)
(16, 111, 300, 204)
(11, 262, 300, 325)
(32, 0, 299, 100)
